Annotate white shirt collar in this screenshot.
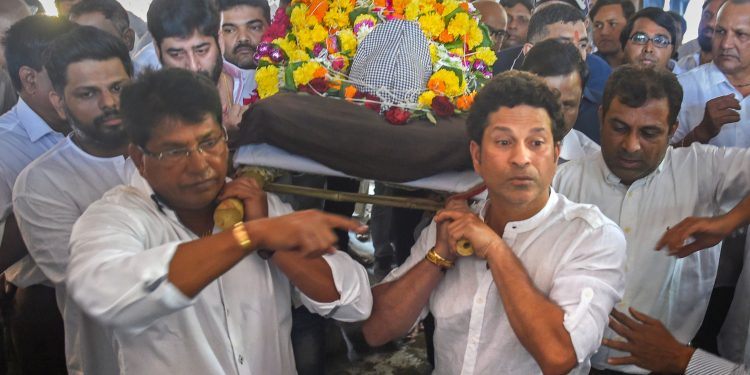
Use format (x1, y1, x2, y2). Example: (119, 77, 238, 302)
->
(478, 189, 560, 234)
(15, 98, 57, 142)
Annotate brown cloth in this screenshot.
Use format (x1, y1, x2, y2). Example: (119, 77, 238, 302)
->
(235, 93, 473, 182)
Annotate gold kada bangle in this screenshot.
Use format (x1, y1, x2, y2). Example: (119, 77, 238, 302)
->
(232, 222, 252, 250)
(425, 247, 454, 270)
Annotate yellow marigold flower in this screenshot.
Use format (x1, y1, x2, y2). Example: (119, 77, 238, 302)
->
(256, 66, 280, 98)
(447, 12, 470, 37)
(473, 47, 497, 65)
(290, 5, 310, 30)
(338, 29, 357, 53)
(441, 0, 460, 16)
(273, 37, 298, 59)
(293, 61, 325, 86)
(418, 91, 436, 107)
(290, 50, 311, 63)
(418, 12, 445, 39)
(405, 0, 420, 20)
(311, 23, 328, 43)
(353, 14, 377, 25)
(466, 23, 484, 49)
(429, 43, 438, 64)
(428, 69, 461, 96)
(324, 8, 350, 29)
(449, 47, 464, 57)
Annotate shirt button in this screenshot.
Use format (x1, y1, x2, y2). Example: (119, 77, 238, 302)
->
(238, 355, 244, 364)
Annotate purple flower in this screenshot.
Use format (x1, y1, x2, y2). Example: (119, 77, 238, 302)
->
(353, 19, 375, 35)
(472, 60, 487, 72)
(270, 49, 284, 63)
(313, 43, 325, 56)
(257, 42, 272, 56)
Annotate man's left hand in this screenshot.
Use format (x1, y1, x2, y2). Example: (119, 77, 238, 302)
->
(603, 307, 696, 374)
(217, 176, 268, 221)
(434, 202, 501, 259)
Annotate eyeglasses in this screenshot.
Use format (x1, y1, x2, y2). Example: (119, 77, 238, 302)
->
(140, 134, 228, 161)
(629, 32, 672, 48)
(488, 27, 509, 39)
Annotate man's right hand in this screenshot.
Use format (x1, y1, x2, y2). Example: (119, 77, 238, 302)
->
(698, 94, 741, 138)
(655, 214, 738, 258)
(247, 210, 367, 259)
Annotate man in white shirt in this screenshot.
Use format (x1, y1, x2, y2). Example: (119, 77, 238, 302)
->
(521, 39, 600, 163)
(66, 68, 373, 375)
(362, 71, 626, 375)
(595, 192, 750, 375)
(676, 0, 726, 71)
(13, 26, 136, 375)
(0, 15, 75, 375)
(554, 65, 750, 374)
(218, 0, 269, 105)
(672, 0, 750, 148)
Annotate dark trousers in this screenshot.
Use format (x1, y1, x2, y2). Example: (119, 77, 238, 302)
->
(8, 284, 66, 375)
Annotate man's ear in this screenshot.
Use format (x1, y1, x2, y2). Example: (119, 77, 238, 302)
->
(128, 143, 146, 175)
(668, 120, 678, 138)
(49, 90, 67, 120)
(123, 28, 136, 52)
(470, 140, 482, 173)
(522, 42, 534, 56)
(18, 66, 37, 96)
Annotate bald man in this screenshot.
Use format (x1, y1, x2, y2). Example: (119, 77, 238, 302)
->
(475, 1, 508, 52)
(0, 0, 31, 114)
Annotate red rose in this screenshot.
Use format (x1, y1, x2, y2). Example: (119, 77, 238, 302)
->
(385, 107, 411, 125)
(363, 93, 381, 112)
(299, 77, 328, 94)
(262, 7, 290, 42)
(431, 96, 455, 117)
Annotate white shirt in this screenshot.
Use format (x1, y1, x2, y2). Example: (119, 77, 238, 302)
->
(67, 173, 372, 375)
(223, 60, 257, 105)
(384, 191, 626, 375)
(0, 98, 64, 286)
(716, 229, 750, 365)
(13, 136, 136, 375)
(553, 144, 750, 373)
(677, 52, 701, 73)
(560, 129, 600, 163)
(132, 42, 162, 76)
(673, 63, 750, 147)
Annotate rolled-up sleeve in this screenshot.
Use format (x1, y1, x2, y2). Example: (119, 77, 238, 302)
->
(67, 199, 193, 334)
(297, 251, 373, 322)
(551, 222, 627, 363)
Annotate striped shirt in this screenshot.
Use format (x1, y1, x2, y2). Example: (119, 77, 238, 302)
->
(686, 349, 748, 375)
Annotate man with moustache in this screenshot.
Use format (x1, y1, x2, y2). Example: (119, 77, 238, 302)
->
(147, 0, 247, 133)
(0, 15, 75, 375)
(475, 1, 509, 53)
(677, 0, 727, 70)
(621, 8, 682, 73)
(554, 65, 750, 374)
(13, 26, 135, 375)
(218, 0, 270, 105)
(590, 0, 635, 68)
(500, 0, 533, 49)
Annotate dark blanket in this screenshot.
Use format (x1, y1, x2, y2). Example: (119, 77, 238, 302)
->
(235, 93, 473, 182)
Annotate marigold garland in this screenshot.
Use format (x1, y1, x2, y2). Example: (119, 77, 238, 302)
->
(253, 0, 497, 124)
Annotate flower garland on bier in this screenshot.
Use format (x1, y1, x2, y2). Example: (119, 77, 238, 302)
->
(253, 0, 497, 124)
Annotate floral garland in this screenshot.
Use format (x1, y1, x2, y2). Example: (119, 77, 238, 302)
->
(254, 0, 496, 124)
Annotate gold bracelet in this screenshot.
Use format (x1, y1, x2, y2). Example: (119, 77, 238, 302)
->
(232, 222, 252, 250)
(425, 247, 454, 270)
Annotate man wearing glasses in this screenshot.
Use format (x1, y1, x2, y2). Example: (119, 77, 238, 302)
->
(475, 1, 509, 53)
(65, 67, 373, 374)
(620, 7, 682, 73)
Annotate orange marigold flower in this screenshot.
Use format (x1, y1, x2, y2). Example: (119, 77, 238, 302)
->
(459, 2, 469, 11)
(344, 85, 358, 101)
(456, 94, 473, 110)
(307, 0, 328, 22)
(438, 29, 454, 43)
(434, 2, 444, 13)
(314, 67, 327, 78)
(428, 77, 446, 93)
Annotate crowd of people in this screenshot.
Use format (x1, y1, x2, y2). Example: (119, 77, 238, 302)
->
(0, 0, 748, 374)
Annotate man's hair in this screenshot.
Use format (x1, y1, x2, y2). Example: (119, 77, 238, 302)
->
(500, 0, 534, 12)
(69, 0, 130, 33)
(527, 3, 586, 43)
(44, 25, 133, 93)
(218, 0, 271, 24)
(121, 68, 222, 148)
(520, 39, 589, 89)
(619, 7, 677, 49)
(589, 0, 635, 21)
(2, 15, 75, 92)
(667, 10, 686, 37)
(602, 65, 683, 126)
(467, 70, 565, 144)
(147, 0, 220, 47)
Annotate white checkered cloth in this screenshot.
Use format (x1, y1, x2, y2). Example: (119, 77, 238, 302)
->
(348, 19, 431, 107)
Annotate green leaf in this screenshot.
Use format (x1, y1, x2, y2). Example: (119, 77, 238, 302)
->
(284, 62, 303, 91)
(349, 8, 371, 24)
(426, 111, 437, 124)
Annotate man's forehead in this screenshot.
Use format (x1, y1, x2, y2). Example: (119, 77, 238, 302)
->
(632, 17, 670, 35)
(222, 4, 267, 20)
(717, 2, 750, 25)
(594, 4, 626, 19)
(545, 21, 587, 40)
(487, 105, 553, 132)
(64, 58, 130, 89)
